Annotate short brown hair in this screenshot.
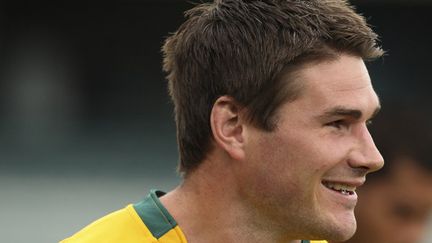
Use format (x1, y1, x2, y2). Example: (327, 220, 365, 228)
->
(162, 0, 383, 176)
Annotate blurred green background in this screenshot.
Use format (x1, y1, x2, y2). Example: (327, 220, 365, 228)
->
(0, 1, 432, 242)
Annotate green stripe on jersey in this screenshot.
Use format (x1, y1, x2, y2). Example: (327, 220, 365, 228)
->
(133, 190, 178, 239)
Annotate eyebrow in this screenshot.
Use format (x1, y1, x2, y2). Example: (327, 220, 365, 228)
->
(318, 106, 381, 121)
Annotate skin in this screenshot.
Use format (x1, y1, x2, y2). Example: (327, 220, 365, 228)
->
(343, 159, 432, 243)
(161, 54, 384, 243)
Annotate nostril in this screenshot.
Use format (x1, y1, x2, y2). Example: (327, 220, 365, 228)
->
(352, 167, 369, 177)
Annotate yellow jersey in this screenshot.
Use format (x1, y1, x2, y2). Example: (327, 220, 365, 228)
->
(60, 190, 327, 243)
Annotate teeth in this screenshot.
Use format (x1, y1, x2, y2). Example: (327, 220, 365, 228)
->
(323, 181, 356, 195)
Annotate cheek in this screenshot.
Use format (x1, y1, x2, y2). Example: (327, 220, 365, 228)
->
(272, 132, 345, 175)
(255, 133, 324, 196)
(242, 134, 302, 196)
(245, 127, 353, 198)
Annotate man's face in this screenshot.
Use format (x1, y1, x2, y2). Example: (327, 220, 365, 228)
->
(349, 159, 432, 243)
(237, 54, 384, 241)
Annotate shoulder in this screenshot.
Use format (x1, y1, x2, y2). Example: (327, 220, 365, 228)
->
(60, 205, 156, 243)
(60, 190, 187, 243)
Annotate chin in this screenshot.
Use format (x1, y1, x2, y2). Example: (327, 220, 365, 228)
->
(316, 212, 357, 242)
(327, 219, 357, 242)
(333, 230, 356, 242)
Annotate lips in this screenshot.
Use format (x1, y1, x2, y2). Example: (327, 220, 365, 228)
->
(322, 181, 356, 195)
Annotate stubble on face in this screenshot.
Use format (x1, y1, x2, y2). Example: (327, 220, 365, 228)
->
(237, 54, 382, 242)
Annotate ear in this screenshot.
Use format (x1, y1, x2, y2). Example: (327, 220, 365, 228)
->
(210, 96, 246, 161)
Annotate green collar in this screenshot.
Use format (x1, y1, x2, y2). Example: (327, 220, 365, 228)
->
(133, 189, 178, 239)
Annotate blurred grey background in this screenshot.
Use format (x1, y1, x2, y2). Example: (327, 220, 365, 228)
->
(0, 1, 432, 242)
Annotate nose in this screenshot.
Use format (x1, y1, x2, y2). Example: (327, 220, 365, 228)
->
(349, 125, 384, 173)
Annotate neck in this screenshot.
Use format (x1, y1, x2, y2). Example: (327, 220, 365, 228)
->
(160, 154, 301, 243)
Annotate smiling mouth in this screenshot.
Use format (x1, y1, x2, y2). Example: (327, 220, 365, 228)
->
(322, 181, 356, 196)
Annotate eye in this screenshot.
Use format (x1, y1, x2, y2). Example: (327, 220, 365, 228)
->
(326, 120, 347, 130)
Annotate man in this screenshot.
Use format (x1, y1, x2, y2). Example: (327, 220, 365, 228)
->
(339, 108, 432, 243)
(61, 0, 384, 242)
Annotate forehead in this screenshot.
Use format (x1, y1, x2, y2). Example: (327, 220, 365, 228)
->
(291, 54, 380, 115)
